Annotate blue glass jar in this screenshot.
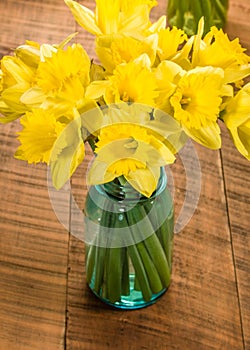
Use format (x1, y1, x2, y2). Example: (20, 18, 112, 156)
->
(84, 168, 174, 309)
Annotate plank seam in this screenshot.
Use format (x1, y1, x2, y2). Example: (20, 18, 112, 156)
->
(219, 148, 246, 350)
(64, 192, 72, 350)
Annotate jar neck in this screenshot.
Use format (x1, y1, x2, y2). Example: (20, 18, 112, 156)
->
(98, 167, 167, 201)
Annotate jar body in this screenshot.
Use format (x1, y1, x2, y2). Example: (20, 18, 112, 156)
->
(167, 0, 229, 36)
(84, 169, 174, 309)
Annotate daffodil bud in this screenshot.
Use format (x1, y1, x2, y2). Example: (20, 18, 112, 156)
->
(223, 83, 250, 161)
(15, 44, 40, 68)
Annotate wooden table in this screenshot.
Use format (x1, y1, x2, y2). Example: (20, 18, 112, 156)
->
(0, 1, 249, 349)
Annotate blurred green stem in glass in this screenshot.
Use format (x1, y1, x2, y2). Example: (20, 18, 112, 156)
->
(167, 0, 229, 36)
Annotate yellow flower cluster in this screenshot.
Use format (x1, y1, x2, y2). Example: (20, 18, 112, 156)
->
(0, 0, 250, 196)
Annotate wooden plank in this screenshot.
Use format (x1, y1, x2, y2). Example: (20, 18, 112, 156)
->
(223, 2, 250, 348)
(0, 123, 68, 350)
(0, 0, 76, 349)
(220, 124, 250, 350)
(226, 0, 250, 51)
(0, 0, 77, 54)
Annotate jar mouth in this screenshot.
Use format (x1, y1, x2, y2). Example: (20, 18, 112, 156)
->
(97, 167, 167, 201)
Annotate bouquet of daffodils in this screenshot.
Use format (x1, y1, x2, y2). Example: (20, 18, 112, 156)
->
(1, 0, 250, 305)
(1, 0, 250, 189)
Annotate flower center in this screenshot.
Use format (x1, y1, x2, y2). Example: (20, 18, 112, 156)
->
(180, 96, 191, 108)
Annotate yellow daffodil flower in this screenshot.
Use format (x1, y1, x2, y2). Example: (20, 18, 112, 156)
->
(190, 19, 250, 85)
(15, 41, 41, 68)
(1, 55, 35, 87)
(15, 109, 66, 164)
(87, 122, 175, 197)
(223, 83, 250, 160)
(50, 113, 85, 189)
(0, 55, 36, 122)
(201, 27, 250, 69)
(157, 27, 187, 61)
(96, 34, 158, 72)
(15, 34, 78, 66)
(87, 54, 158, 105)
(170, 66, 224, 149)
(37, 44, 90, 94)
(64, 0, 154, 37)
(79, 102, 186, 197)
(155, 60, 184, 112)
(0, 35, 79, 123)
(22, 44, 93, 115)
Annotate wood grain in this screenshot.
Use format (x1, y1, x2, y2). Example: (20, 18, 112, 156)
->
(0, 1, 75, 349)
(220, 125, 250, 350)
(0, 0, 249, 349)
(226, 0, 250, 52)
(223, 2, 250, 348)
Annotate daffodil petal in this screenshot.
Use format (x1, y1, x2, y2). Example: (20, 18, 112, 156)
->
(148, 15, 166, 33)
(223, 65, 250, 84)
(85, 80, 111, 100)
(125, 166, 160, 197)
(0, 100, 21, 123)
(80, 104, 104, 136)
(192, 17, 205, 67)
(50, 140, 85, 189)
(120, 5, 149, 34)
(2, 84, 30, 113)
(15, 44, 40, 67)
(64, 0, 102, 36)
(40, 44, 57, 61)
(1, 56, 34, 84)
(20, 87, 46, 106)
(57, 32, 79, 49)
(134, 53, 152, 69)
(222, 83, 250, 160)
(87, 158, 116, 185)
(184, 122, 221, 149)
(238, 123, 250, 159)
(50, 117, 84, 189)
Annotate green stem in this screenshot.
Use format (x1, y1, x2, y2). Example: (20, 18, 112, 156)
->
(134, 275, 141, 291)
(127, 243, 153, 302)
(167, 0, 228, 35)
(93, 245, 106, 294)
(129, 205, 171, 288)
(127, 208, 163, 294)
(121, 249, 130, 296)
(102, 201, 124, 302)
(201, 0, 213, 34)
(156, 193, 174, 269)
(213, 0, 228, 23)
(86, 244, 96, 284)
(92, 201, 112, 295)
(191, 0, 203, 28)
(106, 245, 123, 303)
